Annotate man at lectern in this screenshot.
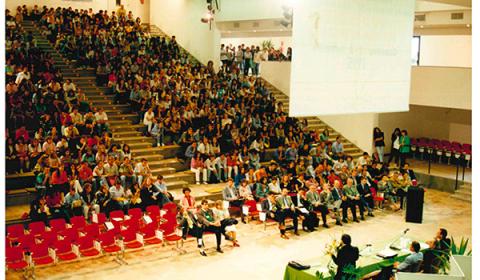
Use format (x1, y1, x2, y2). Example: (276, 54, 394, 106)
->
(331, 234, 359, 280)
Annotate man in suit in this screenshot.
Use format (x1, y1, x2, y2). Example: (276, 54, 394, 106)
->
(197, 199, 224, 253)
(330, 181, 346, 225)
(395, 241, 423, 272)
(356, 177, 374, 217)
(262, 191, 290, 238)
(222, 178, 245, 223)
(343, 178, 363, 222)
(276, 187, 299, 238)
(306, 184, 329, 228)
(331, 234, 359, 280)
(177, 205, 207, 256)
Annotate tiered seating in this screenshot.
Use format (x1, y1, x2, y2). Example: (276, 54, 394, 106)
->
(411, 138, 471, 166)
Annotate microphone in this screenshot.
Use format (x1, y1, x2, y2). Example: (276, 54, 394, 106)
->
(403, 228, 410, 235)
(389, 229, 410, 250)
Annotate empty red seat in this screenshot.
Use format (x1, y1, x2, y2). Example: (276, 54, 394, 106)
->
(17, 233, 36, 252)
(146, 205, 161, 217)
(53, 240, 78, 262)
(99, 232, 121, 253)
(70, 216, 87, 231)
(77, 235, 101, 257)
(38, 231, 58, 248)
(59, 228, 80, 244)
(49, 218, 67, 233)
(162, 202, 177, 216)
(30, 243, 55, 266)
(84, 223, 100, 239)
(128, 208, 143, 221)
(121, 229, 143, 249)
(5, 247, 29, 270)
(28, 221, 46, 237)
(92, 212, 107, 224)
(141, 223, 163, 245)
(109, 210, 125, 222)
(7, 224, 25, 240)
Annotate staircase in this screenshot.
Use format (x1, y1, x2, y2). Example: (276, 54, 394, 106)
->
(23, 20, 194, 191)
(451, 183, 472, 203)
(146, 24, 364, 159)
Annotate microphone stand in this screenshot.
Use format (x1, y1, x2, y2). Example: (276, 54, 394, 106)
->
(389, 230, 409, 251)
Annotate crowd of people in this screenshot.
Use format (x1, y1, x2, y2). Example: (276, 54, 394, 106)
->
(219, 43, 292, 76)
(6, 6, 418, 251)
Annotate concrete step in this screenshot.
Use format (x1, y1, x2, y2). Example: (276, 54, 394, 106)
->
(455, 188, 472, 196)
(147, 158, 186, 171)
(450, 193, 472, 203)
(115, 135, 154, 144)
(132, 145, 181, 159)
(108, 119, 133, 126)
(164, 171, 195, 185)
(112, 130, 143, 138)
(111, 124, 144, 132)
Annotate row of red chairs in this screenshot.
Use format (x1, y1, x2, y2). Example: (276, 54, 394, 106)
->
(412, 138, 472, 155)
(6, 204, 178, 272)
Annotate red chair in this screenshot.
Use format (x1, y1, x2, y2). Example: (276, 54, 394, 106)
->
(49, 218, 67, 233)
(7, 224, 25, 240)
(98, 232, 121, 254)
(70, 216, 87, 231)
(30, 243, 55, 266)
(92, 212, 107, 224)
(244, 200, 259, 220)
(140, 223, 163, 245)
(5, 247, 29, 271)
(53, 240, 78, 262)
(59, 228, 80, 244)
(38, 231, 58, 248)
(128, 208, 143, 221)
(77, 235, 101, 257)
(109, 210, 125, 222)
(162, 202, 177, 216)
(84, 223, 101, 239)
(120, 228, 143, 249)
(124, 218, 140, 232)
(28, 221, 46, 237)
(17, 234, 36, 252)
(146, 205, 161, 226)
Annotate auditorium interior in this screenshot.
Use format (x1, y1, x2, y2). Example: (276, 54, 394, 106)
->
(3, 0, 475, 279)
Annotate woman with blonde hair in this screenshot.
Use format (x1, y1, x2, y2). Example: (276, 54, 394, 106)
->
(213, 200, 240, 247)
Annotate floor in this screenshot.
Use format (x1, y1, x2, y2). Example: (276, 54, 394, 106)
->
(6, 189, 471, 280)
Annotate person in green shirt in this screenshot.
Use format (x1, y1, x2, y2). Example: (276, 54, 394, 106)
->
(343, 178, 364, 222)
(399, 130, 410, 167)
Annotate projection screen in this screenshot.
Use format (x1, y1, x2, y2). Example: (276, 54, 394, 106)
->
(289, 0, 415, 116)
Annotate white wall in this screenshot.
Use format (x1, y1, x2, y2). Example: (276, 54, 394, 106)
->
(149, 0, 220, 67)
(6, 0, 150, 22)
(410, 66, 471, 110)
(220, 36, 291, 52)
(216, 0, 289, 22)
(261, 61, 291, 96)
(419, 35, 472, 67)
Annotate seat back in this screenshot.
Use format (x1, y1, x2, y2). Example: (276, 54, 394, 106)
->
(124, 218, 140, 232)
(6, 247, 24, 263)
(31, 243, 49, 259)
(146, 205, 160, 216)
(162, 202, 177, 216)
(61, 228, 80, 244)
(78, 235, 95, 250)
(92, 212, 107, 224)
(84, 223, 100, 238)
(109, 210, 125, 221)
(28, 221, 46, 236)
(49, 218, 67, 232)
(18, 233, 36, 251)
(70, 216, 86, 230)
(99, 232, 116, 247)
(128, 208, 143, 220)
(54, 239, 72, 254)
(121, 229, 136, 242)
(7, 224, 25, 239)
(40, 231, 58, 247)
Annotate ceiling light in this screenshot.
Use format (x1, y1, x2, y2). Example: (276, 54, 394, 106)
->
(420, 25, 424, 28)
(466, 24, 470, 27)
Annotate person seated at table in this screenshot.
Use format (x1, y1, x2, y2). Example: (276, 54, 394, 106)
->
(296, 187, 319, 232)
(394, 241, 423, 272)
(423, 228, 451, 274)
(213, 200, 240, 247)
(306, 184, 330, 228)
(343, 178, 363, 222)
(197, 200, 224, 253)
(331, 234, 359, 280)
(222, 178, 245, 223)
(109, 179, 130, 214)
(177, 205, 207, 256)
(276, 187, 299, 238)
(64, 187, 85, 217)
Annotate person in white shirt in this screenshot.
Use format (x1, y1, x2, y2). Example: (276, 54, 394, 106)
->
(197, 137, 211, 155)
(134, 158, 151, 187)
(143, 107, 155, 134)
(62, 79, 77, 92)
(15, 66, 30, 85)
(215, 154, 227, 182)
(268, 177, 281, 194)
(94, 108, 109, 135)
(357, 152, 370, 167)
(205, 154, 219, 183)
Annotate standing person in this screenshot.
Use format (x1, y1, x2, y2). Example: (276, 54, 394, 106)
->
(373, 127, 385, 163)
(388, 128, 401, 167)
(220, 44, 228, 71)
(399, 130, 411, 167)
(331, 234, 360, 280)
(243, 47, 252, 76)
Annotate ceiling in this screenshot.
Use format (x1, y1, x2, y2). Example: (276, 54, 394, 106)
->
(426, 0, 471, 7)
